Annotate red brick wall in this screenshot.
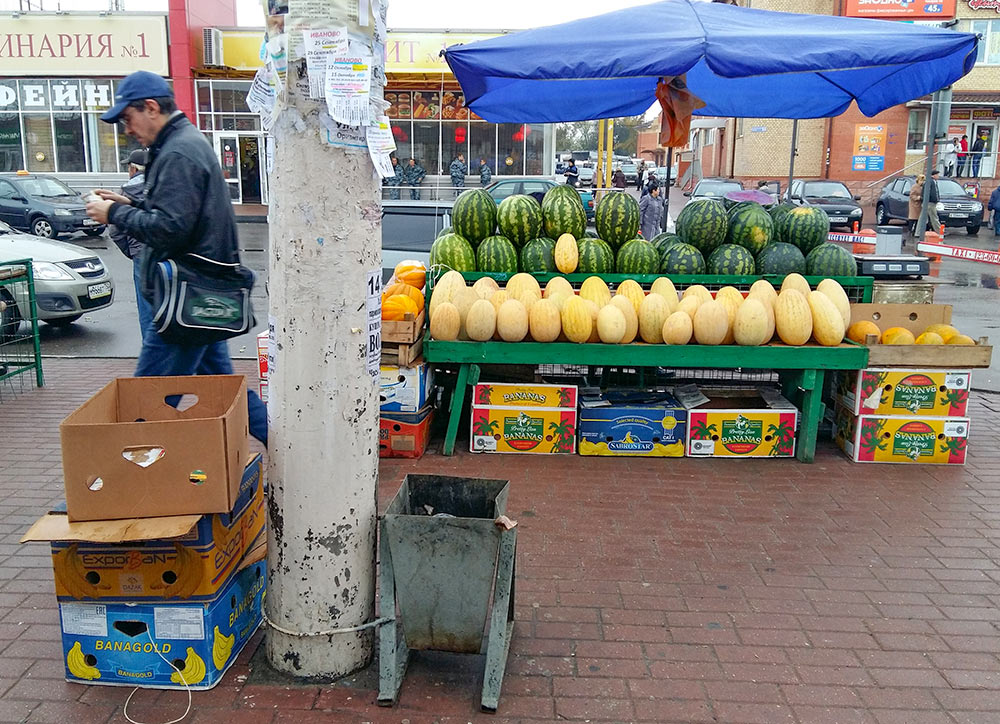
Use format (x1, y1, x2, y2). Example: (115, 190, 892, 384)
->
(827, 105, 910, 192)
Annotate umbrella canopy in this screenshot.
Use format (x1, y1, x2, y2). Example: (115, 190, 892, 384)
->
(442, 0, 978, 122)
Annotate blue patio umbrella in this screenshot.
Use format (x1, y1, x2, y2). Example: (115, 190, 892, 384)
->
(441, 0, 978, 123)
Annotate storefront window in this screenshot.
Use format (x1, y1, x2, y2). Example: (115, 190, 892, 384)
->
(497, 123, 525, 176)
(54, 113, 86, 172)
(0, 113, 23, 172)
(117, 126, 143, 172)
(967, 20, 1000, 65)
(907, 109, 927, 151)
(197, 82, 213, 113)
(524, 123, 545, 175)
(441, 121, 468, 172)
(412, 121, 440, 174)
(215, 115, 261, 132)
(23, 114, 55, 172)
(212, 81, 252, 114)
(84, 114, 117, 173)
(391, 121, 412, 164)
(469, 122, 495, 175)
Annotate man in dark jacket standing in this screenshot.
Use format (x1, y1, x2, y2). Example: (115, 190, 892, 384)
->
(404, 157, 425, 200)
(927, 169, 941, 233)
(988, 185, 1000, 236)
(450, 153, 467, 196)
(479, 158, 492, 187)
(971, 134, 987, 178)
(85, 71, 267, 445)
(108, 149, 152, 338)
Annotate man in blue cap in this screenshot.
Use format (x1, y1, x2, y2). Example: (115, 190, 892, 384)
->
(85, 71, 267, 445)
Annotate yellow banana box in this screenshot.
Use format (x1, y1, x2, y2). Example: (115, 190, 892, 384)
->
(22, 455, 264, 602)
(578, 391, 687, 457)
(59, 560, 265, 689)
(834, 368, 971, 418)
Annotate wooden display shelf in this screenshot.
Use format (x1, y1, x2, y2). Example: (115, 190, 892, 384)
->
(382, 310, 425, 345)
(382, 339, 423, 367)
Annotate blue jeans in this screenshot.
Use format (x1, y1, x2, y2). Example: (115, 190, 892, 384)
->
(971, 155, 982, 178)
(133, 258, 153, 341)
(135, 317, 268, 446)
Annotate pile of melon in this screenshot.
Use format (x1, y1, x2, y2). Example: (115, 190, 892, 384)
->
(847, 320, 977, 346)
(381, 260, 427, 321)
(427, 270, 853, 347)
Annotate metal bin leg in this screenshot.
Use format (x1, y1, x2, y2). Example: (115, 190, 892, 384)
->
(377, 526, 410, 706)
(481, 529, 516, 713)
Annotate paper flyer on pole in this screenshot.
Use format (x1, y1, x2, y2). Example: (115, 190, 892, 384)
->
(366, 115, 396, 178)
(325, 55, 372, 126)
(303, 27, 348, 99)
(246, 67, 278, 131)
(366, 269, 382, 383)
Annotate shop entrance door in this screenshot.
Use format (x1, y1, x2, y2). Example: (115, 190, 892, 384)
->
(973, 123, 996, 179)
(238, 136, 263, 205)
(217, 135, 241, 203)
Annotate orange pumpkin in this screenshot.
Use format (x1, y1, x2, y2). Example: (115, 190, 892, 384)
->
(382, 294, 419, 321)
(383, 282, 424, 310)
(393, 260, 426, 290)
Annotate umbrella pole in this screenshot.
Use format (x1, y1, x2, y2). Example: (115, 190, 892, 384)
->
(662, 147, 673, 232)
(787, 119, 798, 201)
(916, 89, 942, 243)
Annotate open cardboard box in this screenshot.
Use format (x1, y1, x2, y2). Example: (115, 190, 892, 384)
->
(850, 304, 993, 368)
(60, 375, 250, 522)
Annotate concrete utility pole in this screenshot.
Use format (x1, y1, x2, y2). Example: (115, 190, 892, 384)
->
(264, 8, 382, 677)
(916, 88, 943, 242)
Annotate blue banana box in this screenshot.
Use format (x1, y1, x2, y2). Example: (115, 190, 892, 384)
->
(58, 561, 265, 689)
(579, 391, 687, 457)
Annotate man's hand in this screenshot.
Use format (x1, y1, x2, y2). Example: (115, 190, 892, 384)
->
(93, 189, 131, 205)
(85, 199, 115, 224)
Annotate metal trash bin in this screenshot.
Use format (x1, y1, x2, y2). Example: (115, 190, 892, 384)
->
(378, 474, 516, 713)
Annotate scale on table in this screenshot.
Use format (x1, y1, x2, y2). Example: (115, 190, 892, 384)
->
(853, 225, 930, 278)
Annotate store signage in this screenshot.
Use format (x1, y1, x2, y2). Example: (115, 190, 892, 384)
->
(852, 124, 887, 172)
(966, 0, 1000, 11)
(0, 14, 168, 76)
(844, 0, 956, 18)
(0, 80, 115, 110)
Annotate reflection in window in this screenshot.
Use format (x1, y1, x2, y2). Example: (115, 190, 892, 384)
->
(212, 81, 252, 114)
(0, 113, 23, 172)
(117, 125, 143, 172)
(441, 121, 468, 174)
(525, 123, 544, 175)
(469, 122, 495, 176)
(907, 109, 927, 151)
(84, 114, 117, 173)
(497, 123, 524, 175)
(23, 114, 54, 172)
(196, 81, 213, 113)
(54, 114, 86, 172)
(412, 122, 440, 175)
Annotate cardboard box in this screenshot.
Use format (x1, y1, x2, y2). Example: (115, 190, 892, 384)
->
(850, 304, 993, 368)
(256, 331, 269, 403)
(59, 561, 265, 690)
(23, 456, 264, 603)
(684, 388, 799, 458)
(833, 405, 970, 464)
(835, 368, 971, 417)
(380, 405, 433, 458)
(380, 363, 433, 413)
(578, 391, 686, 457)
(60, 375, 250, 522)
(471, 382, 577, 454)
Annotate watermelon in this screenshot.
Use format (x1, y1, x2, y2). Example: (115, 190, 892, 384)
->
(676, 199, 728, 255)
(723, 189, 775, 209)
(768, 203, 796, 227)
(650, 232, 681, 254)
(707, 244, 756, 275)
(541, 185, 587, 239)
(476, 235, 519, 274)
(616, 239, 660, 275)
(756, 242, 806, 275)
(451, 189, 497, 244)
(777, 205, 829, 253)
(806, 243, 857, 277)
(594, 192, 640, 249)
(497, 194, 543, 247)
(577, 237, 615, 273)
(659, 242, 706, 275)
(726, 203, 773, 255)
(520, 237, 557, 273)
(429, 232, 476, 272)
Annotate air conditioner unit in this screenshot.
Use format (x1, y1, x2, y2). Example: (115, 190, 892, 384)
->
(203, 28, 224, 67)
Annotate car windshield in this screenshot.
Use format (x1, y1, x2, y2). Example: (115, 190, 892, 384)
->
(19, 177, 78, 199)
(936, 178, 968, 196)
(803, 182, 851, 199)
(696, 181, 742, 197)
(622, 164, 637, 173)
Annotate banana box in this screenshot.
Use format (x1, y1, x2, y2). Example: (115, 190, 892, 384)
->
(833, 405, 970, 464)
(22, 455, 264, 603)
(471, 382, 578, 454)
(59, 561, 265, 689)
(682, 388, 799, 458)
(578, 391, 687, 457)
(835, 368, 971, 417)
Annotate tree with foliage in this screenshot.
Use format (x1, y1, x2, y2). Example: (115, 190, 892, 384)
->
(555, 115, 654, 158)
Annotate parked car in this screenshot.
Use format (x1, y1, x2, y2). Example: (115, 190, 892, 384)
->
(381, 199, 452, 280)
(0, 219, 114, 335)
(876, 175, 984, 235)
(485, 177, 595, 219)
(577, 166, 595, 187)
(0, 172, 106, 239)
(621, 164, 639, 185)
(786, 179, 863, 230)
(684, 177, 744, 203)
(654, 166, 679, 187)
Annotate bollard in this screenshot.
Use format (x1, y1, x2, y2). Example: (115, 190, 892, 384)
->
(853, 220, 859, 233)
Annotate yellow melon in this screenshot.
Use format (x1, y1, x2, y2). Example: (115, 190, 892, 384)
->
(638, 293, 671, 344)
(716, 296, 740, 345)
(544, 275, 574, 299)
(682, 284, 713, 305)
(428, 270, 467, 318)
(816, 279, 851, 329)
(465, 299, 497, 342)
(392, 260, 427, 290)
(716, 286, 745, 309)
(808, 291, 846, 347)
(451, 286, 479, 340)
(915, 332, 944, 345)
(496, 299, 529, 342)
(677, 295, 702, 320)
(780, 273, 812, 299)
(596, 305, 627, 344)
(381, 294, 419, 321)
(649, 277, 679, 308)
(615, 279, 646, 314)
(554, 233, 579, 274)
(924, 323, 960, 343)
(506, 273, 541, 301)
(693, 300, 730, 346)
(733, 298, 771, 346)
(472, 276, 500, 300)
(662, 311, 693, 345)
(546, 291, 569, 311)
(946, 334, 976, 346)
(609, 296, 639, 344)
(748, 279, 777, 306)
(528, 298, 561, 342)
(429, 302, 460, 341)
(518, 290, 541, 313)
(583, 299, 601, 343)
(882, 326, 915, 345)
(579, 276, 612, 309)
(561, 296, 593, 343)
(489, 290, 509, 315)
(847, 320, 880, 344)
(774, 289, 812, 346)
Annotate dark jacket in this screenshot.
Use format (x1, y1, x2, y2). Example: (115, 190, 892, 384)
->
(404, 162, 425, 185)
(564, 163, 579, 185)
(612, 170, 626, 189)
(639, 193, 664, 240)
(450, 158, 467, 185)
(109, 171, 145, 259)
(988, 187, 1000, 212)
(108, 113, 241, 300)
(928, 178, 939, 204)
(479, 163, 492, 186)
(972, 138, 987, 155)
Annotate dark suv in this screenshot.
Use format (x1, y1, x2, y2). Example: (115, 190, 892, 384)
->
(787, 179, 863, 230)
(0, 173, 106, 239)
(876, 175, 984, 235)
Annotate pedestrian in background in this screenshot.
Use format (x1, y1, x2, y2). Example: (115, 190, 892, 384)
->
(385, 155, 402, 200)
(971, 134, 987, 178)
(908, 173, 925, 238)
(635, 161, 646, 192)
(84, 70, 267, 445)
(404, 157, 425, 200)
(943, 138, 958, 177)
(108, 148, 152, 339)
(450, 153, 467, 196)
(639, 185, 664, 240)
(957, 135, 969, 177)
(927, 169, 942, 234)
(563, 157, 579, 186)
(641, 170, 659, 198)
(478, 157, 492, 187)
(989, 184, 1000, 236)
(612, 168, 626, 189)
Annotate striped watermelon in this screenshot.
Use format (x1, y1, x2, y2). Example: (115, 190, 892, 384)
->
(595, 192, 640, 249)
(805, 243, 856, 277)
(429, 232, 476, 272)
(497, 194, 543, 247)
(659, 242, 706, 275)
(768, 203, 797, 228)
(707, 244, 756, 275)
(677, 199, 728, 255)
(616, 239, 660, 274)
(451, 189, 497, 245)
(777, 206, 829, 253)
(650, 232, 681, 254)
(541, 185, 587, 239)
(520, 237, 557, 273)
(726, 203, 773, 255)
(755, 242, 806, 275)
(476, 235, 519, 274)
(577, 237, 615, 273)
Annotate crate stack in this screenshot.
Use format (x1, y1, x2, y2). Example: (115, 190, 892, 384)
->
(21, 375, 267, 690)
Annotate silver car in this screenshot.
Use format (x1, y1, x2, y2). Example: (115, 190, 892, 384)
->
(0, 219, 114, 336)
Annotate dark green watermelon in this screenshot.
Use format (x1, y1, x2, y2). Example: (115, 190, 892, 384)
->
(726, 203, 774, 255)
(476, 235, 519, 274)
(805, 243, 857, 277)
(707, 244, 756, 275)
(768, 203, 796, 230)
(451, 189, 497, 244)
(777, 205, 830, 253)
(430, 232, 476, 272)
(520, 237, 557, 273)
(676, 199, 728, 255)
(577, 237, 615, 273)
(594, 192, 640, 249)
(659, 242, 707, 275)
(616, 239, 660, 274)
(756, 242, 807, 275)
(650, 232, 681, 254)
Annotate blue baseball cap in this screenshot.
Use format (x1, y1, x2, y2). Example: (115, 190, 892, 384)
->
(101, 71, 172, 123)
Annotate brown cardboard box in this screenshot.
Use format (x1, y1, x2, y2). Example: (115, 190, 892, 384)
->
(850, 304, 993, 368)
(60, 375, 249, 522)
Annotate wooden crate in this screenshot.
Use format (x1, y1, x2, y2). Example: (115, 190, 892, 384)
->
(382, 311, 425, 344)
(382, 339, 423, 367)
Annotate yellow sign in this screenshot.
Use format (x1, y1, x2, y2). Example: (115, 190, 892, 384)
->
(0, 14, 168, 76)
(220, 29, 500, 74)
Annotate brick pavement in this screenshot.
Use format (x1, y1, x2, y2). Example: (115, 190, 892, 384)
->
(3, 359, 1000, 723)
